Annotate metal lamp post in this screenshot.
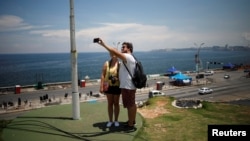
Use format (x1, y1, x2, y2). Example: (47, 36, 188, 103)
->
(194, 42, 205, 74)
(113, 42, 120, 50)
(69, 0, 80, 120)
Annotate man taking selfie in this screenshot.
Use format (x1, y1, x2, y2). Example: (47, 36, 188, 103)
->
(96, 38, 137, 130)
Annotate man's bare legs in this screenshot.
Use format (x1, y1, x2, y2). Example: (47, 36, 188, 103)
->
(127, 104, 137, 126)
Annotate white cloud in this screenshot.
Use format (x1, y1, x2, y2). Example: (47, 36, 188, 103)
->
(0, 15, 50, 32)
(75, 23, 189, 51)
(0, 18, 247, 53)
(0, 15, 207, 53)
(0, 15, 33, 32)
(27, 23, 178, 52)
(30, 29, 69, 38)
(78, 23, 172, 41)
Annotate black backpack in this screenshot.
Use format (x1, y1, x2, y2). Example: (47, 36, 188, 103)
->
(123, 54, 147, 89)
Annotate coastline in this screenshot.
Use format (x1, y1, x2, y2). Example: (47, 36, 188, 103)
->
(0, 67, 247, 95)
(0, 69, 250, 118)
(1, 51, 250, 88)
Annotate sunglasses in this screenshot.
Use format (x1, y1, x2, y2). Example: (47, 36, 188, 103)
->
(121, 46, 126, 49)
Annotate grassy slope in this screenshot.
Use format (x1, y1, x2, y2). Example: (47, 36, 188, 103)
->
(134, 97, 250, 141)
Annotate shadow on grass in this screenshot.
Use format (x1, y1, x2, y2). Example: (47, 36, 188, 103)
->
(17, 116, 73, 120)
(93, 121, 137, 133)
(4, 118, 139, 141)
(5, 119, 92, 141)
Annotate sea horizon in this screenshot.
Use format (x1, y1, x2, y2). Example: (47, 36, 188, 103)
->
(1, 50, 250, 87)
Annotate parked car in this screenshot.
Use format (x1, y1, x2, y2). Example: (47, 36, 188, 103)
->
(198, 87, 213, 95)
(204, 70, 214, 76)
(196, 74, 204, 79)
(148, 90, 165, 98)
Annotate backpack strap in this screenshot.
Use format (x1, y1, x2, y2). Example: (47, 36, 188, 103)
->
(123, 61, 133, 78)
(131, 54, 138, 62)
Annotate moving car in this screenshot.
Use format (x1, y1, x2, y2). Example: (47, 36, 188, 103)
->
(204, 70, 214, 76)
(224, 74, 230, 79)
(198, 87, 213, 95)
(148, 90, 165, 98)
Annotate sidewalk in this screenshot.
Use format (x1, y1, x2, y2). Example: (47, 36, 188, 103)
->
(2, 101, 143, 141)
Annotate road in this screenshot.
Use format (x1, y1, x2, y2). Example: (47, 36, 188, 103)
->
(136, 70, 250, 104)
(1, 70, 249, 119)
(1, 70, 249, 104)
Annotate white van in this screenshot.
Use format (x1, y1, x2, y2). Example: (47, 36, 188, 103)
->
(148, 90, 165, 98)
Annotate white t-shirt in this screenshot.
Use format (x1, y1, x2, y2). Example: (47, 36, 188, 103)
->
(119, 53, 136, 90)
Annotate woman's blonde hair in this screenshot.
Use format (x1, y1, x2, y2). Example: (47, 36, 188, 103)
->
(109, 48, 118, 57)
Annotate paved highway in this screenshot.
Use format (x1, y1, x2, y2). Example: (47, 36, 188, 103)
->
(136, 70, 250, 104)
(1, 70, 249, 104)
(0, 70, 249, 120)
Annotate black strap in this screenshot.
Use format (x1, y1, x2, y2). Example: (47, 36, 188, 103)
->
(131, 54, 138, 62)
(123, 61, 133, 78)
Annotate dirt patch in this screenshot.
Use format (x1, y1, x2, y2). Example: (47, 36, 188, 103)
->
(137, 100, 169, 119)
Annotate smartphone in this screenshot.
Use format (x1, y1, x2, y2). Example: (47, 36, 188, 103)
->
(93, 38, 100, 43)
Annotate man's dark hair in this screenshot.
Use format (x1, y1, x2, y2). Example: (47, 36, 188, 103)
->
(122, 42, 133, 53)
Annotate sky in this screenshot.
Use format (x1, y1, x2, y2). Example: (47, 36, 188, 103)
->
(0, 0, 250, 53)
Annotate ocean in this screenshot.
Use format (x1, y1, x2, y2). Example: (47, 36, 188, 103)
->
(0, 51, 249, 87)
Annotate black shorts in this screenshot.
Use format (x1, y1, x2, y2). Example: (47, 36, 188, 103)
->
(105, 86, 121, 95)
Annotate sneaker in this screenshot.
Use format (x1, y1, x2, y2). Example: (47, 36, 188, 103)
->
(124, 120, 136, 126)
(123, 124, 136, 131)
(114, 121, 119, 127)
(106, 121, 113, 127)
